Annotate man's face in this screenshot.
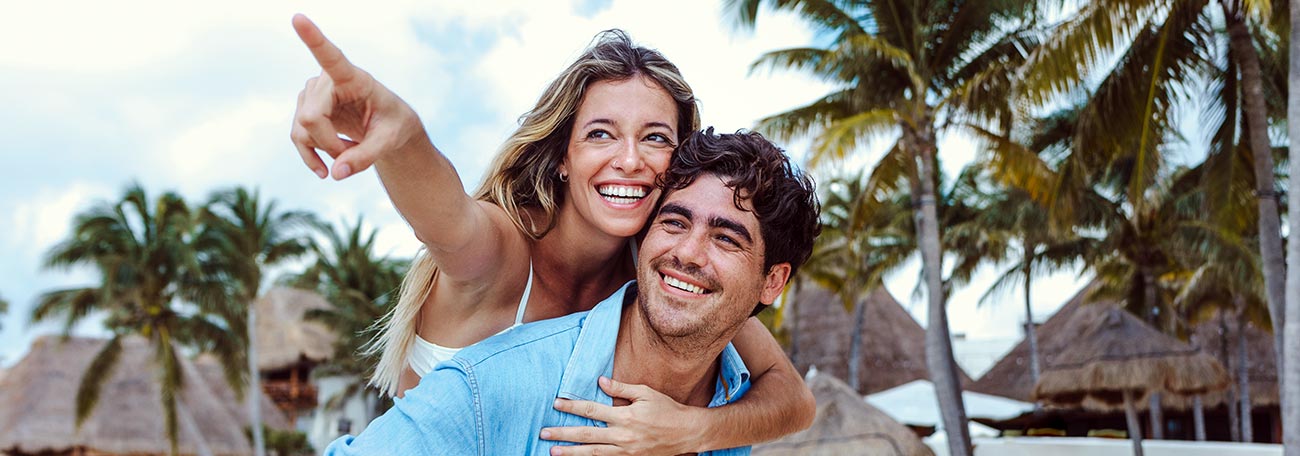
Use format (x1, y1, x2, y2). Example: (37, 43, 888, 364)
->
(635, 174, 790, 341)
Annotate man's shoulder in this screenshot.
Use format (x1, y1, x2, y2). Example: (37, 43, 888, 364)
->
(449, 311, 588, 368)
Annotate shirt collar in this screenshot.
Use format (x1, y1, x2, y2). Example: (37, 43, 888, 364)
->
(712, 343, 751, 406)
(554, 280, 754, 407)
(556, 281, 634, 404)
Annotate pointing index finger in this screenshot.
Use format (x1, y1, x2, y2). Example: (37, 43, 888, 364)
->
(291, 14, 359, 83)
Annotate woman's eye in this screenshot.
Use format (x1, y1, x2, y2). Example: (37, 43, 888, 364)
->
(587, 130, 613, 140)
(645, 133, 671, 144)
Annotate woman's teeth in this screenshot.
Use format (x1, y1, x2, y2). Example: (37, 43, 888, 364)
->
(598, 185, 647, 204)
(663, 274, 707, 294)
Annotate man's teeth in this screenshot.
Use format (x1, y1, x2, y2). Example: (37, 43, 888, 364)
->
(663, 275, 707, 294)
(598, 185, 647, 202)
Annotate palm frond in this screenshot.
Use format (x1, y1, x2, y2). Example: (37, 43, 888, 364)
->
(74, 335, 123, 428)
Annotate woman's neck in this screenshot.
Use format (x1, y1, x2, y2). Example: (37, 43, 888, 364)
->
(527, 207, 636, 316)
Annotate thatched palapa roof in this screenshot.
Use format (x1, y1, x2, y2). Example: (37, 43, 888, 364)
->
(969, 285, 1104, 402)
(0, 335, 263, 455)
(754, 371, 934, 456)
(1181, 308, 1278, 408)
(194, 354, 292, 431)
(788, 284, 972, 394)
(1033, 308, 1229, 411)
(256, 287, 335, 371)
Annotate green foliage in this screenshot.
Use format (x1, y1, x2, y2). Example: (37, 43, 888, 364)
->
(287, 216, 407, 417)
(245, 425, 313, 456)
(34, 183, 232, 454)
(195, 186, 315, 397)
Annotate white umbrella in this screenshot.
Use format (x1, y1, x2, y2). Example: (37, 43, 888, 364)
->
(865, 379, 1033, 427)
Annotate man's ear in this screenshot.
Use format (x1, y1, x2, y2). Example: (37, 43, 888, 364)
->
(758, 263, 792, 305)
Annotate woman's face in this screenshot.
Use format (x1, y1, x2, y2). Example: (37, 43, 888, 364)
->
(559, 74, 678, 238)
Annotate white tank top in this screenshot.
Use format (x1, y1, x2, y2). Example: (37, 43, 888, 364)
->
(408, 261, 533, 377)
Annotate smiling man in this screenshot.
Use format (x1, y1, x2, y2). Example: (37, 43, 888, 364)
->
(325, 129, 819, 455)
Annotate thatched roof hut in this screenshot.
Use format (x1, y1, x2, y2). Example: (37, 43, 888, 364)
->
(787, 284, 972, 394)
(972, 284, 1277, 413)
(1181, 308, 1278, 409)
(754, 371, 934, 456)
(255, 287, 335, 372)
(193, 354, 292, 431)
(1033, 308, 1229, 410)
(969, 285, 1105, 401)
(0, 335, 257, 455)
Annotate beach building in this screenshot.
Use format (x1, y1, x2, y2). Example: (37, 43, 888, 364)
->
(251, 287, 374, 450)
(755, 370, 934, 456)
(0, 335, 289, 456)
(970, 285, 1282, 442)
(786, 284, 974, 395)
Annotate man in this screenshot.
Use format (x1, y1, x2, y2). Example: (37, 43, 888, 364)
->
(326, 129, 820, 455)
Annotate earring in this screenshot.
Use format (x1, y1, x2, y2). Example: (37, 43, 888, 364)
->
(559, 171, 568, 182)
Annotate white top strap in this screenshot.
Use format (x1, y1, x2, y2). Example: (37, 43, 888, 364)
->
(514, 260, 533, 326)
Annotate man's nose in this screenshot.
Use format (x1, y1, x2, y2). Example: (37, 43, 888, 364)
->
(671, 229, 710, 268)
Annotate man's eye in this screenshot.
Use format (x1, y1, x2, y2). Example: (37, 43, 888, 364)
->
(662, 219, 685, 229)
(716, 234, 739, 246)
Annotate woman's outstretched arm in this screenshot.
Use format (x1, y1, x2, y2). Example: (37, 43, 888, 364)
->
(542, 317, 816, 454)
(290, 14, 513, 281)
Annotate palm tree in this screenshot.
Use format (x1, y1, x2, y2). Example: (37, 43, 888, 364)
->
(33, 183, 229, 455)
(1286, 0, 1300, 449)
(196, 187, 313, 456)
(1020, 0, 1290, 406)
(798, 171, 912, 392)
(724, 3, 1040, 453)
(288, 217, 406, 420)
(1, 295, 8, 331)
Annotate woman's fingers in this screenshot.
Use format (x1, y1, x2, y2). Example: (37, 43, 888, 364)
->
(290, 124, 328, 179)
(552, 398, 616, 423)
(291, 14, 360, 84)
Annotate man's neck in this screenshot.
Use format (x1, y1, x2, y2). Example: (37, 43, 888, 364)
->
(610, 292, 730, 407)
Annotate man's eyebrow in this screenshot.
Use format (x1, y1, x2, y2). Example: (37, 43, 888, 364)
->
(658, 202, 692, 220)
(709, 215, 753, 245)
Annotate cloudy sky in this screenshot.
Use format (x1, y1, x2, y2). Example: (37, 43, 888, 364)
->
(0, 0, 1087, 367)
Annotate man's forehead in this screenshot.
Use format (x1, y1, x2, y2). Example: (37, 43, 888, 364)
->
(661, 174, 756, 220)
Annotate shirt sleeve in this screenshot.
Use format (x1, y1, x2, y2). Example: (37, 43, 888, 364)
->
(324, 364, 482, 455)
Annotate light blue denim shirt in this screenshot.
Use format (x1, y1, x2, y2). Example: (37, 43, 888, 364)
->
(325, 281, 752, 455)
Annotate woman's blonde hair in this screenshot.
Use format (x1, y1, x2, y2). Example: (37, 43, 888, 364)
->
(366, 29, 701, 397)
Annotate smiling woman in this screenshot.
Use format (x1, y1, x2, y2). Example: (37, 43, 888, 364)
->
(289, 14, 814, 453)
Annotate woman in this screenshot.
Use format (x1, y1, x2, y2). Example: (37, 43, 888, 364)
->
(290, 14, 813, 454)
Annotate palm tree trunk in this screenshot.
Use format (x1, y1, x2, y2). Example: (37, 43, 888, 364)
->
(1125, 390, 1146, 456)
(1193, 395, 1206, 441)
(1238, 304, 1254, 442)
(178, 401, 215, 456)
(1140, 267, 1164, 440)
(847, 294, 868, 392)
(912, 127, 972, 456)
(1023, 254, 1041, 388)
(1286, 0, 1300, 449)
(1224, 0, 1288, 409)
(248, 301, 266, 456)
(1222, 313, 1242, 442)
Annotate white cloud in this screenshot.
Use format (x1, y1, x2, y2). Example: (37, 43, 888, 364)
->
(0, 0, 1091, 365)
(6, 183, 110, 261)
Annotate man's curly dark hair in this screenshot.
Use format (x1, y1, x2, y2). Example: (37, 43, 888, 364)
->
(657, 128, 821, 287)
